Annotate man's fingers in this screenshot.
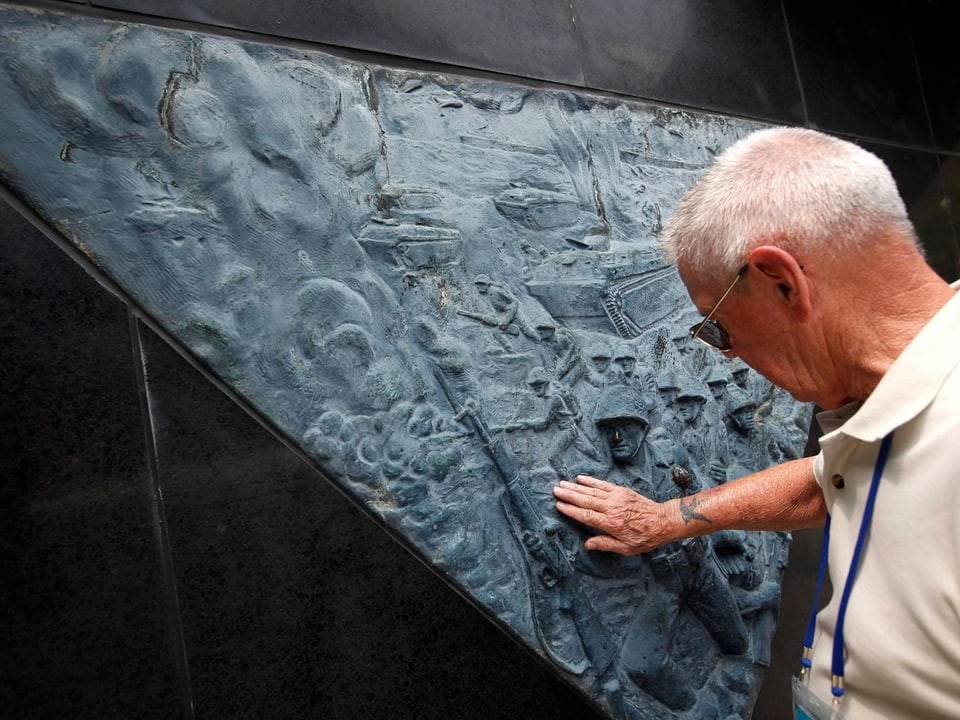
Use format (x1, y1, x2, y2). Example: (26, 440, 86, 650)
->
(554, 499, 587, 521)
(583, 534, 629, 554)
(553, 475, 616, 503)
(553, 482, 593, 503)
(554, 500, 606, 529)
(553, 485, 612, 513)
(573, 474, 615, 491)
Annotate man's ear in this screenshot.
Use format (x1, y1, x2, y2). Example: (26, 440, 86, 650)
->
(747, 245, 813, 321)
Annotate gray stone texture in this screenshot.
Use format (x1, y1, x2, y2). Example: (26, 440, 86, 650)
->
(0, 192, 606, 719)
(0, 7, 814, 718)
(572, 0, 804, 124)
(4, 1, 960, 718)
(98, 0, 587, 86)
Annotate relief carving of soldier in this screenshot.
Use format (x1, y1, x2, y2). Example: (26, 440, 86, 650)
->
(456, 273, 538, 339)
(498, 366, 602, 474)
(590, 385, 749, 712)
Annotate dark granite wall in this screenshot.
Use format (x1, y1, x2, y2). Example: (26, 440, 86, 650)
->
(2, 1, 957, 719)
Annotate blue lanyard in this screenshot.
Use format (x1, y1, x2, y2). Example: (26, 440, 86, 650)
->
(799, 431, 894, 703)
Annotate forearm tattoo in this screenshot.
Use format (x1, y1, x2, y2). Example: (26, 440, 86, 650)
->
(679, 497, 712, 525)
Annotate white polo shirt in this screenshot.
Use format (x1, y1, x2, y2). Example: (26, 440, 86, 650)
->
(807, 281, 960, 719)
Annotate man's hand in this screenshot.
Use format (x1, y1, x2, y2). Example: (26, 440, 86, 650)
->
(552, 475, 671, 555)
(555, 458, 825, 556)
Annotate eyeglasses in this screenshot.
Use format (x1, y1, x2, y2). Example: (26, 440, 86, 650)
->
(689, 265, 748, 352)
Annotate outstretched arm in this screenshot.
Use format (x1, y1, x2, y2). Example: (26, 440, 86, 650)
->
(552, 456, 825, 555)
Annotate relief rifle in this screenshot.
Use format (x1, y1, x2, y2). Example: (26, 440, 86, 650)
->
(432, 367, 618, 674)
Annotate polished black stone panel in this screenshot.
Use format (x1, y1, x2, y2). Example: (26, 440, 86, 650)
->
(136, 323, 604, 719)
(572, 0, 804, 124)
(784, 0, 932, 147)
(937, 153, 960, 278)
(0, 196, 182, 718)
(93, 0, 585, 85)
(0, 10, 801, 716)
(911, 4, 960, 153)
(8, 3, 952, 718)
(863, 141, 960, 281)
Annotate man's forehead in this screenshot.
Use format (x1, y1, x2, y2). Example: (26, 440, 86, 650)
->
(677, 262, 725, 314)
(678, 278, 710, 313)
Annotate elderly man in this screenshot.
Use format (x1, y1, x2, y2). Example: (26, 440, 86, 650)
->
(553, 127, 960, 719)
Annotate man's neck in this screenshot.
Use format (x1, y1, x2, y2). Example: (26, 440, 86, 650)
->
(840, 269, 956, 401)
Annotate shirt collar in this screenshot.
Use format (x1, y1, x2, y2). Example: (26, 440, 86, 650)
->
(818, 280, 960, 442)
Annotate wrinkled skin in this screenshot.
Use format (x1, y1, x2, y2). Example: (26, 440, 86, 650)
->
(553, 474, 672, 554)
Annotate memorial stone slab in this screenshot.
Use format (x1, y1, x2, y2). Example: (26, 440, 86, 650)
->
(0, 6, 812, 717)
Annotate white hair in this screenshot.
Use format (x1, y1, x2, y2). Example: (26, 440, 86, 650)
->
(659, 127, 918, 277)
